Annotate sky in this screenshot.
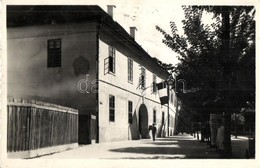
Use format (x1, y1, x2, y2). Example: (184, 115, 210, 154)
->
(4, 0, 258, 65)
(79, 0, 258, 66)
(96, 1, 184, 65)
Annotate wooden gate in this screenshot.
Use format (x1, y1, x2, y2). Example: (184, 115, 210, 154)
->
(7, 98, 78, 158)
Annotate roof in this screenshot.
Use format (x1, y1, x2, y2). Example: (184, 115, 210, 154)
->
(7, 5, 170, 77)
(7, 5, 107, 27)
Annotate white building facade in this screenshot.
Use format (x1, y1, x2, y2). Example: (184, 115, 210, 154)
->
(7, 5, 176, 144)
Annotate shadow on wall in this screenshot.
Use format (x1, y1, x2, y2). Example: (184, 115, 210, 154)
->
(158, 124, 166, 138)
(157, 124, 163, 138)
(129, 110, 140, 140)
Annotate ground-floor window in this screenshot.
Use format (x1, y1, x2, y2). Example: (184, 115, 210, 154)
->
(153, 109, 156, 123)
(128, 101, 133, 124)
(162, 112, 165, 124)
(109, 95, 115, 122)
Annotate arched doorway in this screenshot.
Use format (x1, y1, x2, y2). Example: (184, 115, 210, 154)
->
(139, 104, 149, 139)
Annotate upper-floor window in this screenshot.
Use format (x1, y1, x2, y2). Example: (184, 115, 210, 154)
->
(47, 39, 61, 67)
(140, 67, 146, 90)
(128, 58, 133, 83)
(108, 46, 116, 73)
(109, 95, 115, 122)
(152, 74, 157, 93)
(128, 101, 133, 124)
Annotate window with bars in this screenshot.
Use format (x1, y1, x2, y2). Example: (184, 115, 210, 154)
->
(128, 58, 133, 83)
(153, 109, 156, 123)
(128, 101, 133, 124)
(47, 39, 61, 67)
(108, 46, 116, 73)
(109, 95, 115, 122)
(140, 67, 146, 90)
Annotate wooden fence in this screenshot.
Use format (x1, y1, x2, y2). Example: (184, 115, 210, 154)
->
(7, 98, 78, 157)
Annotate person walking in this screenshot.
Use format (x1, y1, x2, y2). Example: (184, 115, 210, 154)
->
(152, 123, 157, 141)
(205, 121, 211, 146)
(216, 120, 224, 152)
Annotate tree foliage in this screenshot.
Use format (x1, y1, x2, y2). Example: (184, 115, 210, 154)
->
(156, 6, 255, 116)
(231, 113, 245, 126)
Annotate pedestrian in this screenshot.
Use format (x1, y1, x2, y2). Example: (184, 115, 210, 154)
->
(205, 121, 211, 146)
(152, 123, 157, 141)
(216, 119, 224, 152)
(148, 125, 153, 138)
(161, 124, 165, 137)
(201, 123, 206, 142)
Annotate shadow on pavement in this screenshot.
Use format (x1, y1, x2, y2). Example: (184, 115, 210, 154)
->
(109, 135, 220, 159)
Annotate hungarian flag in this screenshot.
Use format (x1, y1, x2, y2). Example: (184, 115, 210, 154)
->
(156, 82, 168, 105)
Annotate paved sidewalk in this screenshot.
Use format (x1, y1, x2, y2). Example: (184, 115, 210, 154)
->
(3, 133, 254, 168)
(36, 133, 221, 159)
(231, 135, 251, 158)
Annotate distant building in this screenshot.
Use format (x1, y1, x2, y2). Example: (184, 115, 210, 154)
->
(7, 5, 176, 144)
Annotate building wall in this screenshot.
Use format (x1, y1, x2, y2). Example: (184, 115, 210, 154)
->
(98, 29, 176, 142)
(7, 20, 176, 144)
(7, 22, 98, 144)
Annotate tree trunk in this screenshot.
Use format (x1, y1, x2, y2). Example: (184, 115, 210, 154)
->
(197, 122, 199, 140)
(235, 113, 237, 138)
(222, 7, 232, 157)
(224, 110, 232, 157)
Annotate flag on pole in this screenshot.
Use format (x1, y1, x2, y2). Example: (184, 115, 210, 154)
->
(156, 82, 168, 105)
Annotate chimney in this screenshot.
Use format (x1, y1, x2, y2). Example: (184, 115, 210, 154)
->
(130, 27, 137, 39)
(107, 5, 116, 18)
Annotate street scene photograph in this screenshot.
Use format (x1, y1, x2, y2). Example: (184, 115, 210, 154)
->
(1, 0, 258, 168)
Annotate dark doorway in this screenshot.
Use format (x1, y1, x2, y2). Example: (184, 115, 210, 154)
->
(139, 104, 149, 139)
(78, 114, 91, 144)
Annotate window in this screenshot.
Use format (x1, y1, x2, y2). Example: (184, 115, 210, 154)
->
(153, 109, 156, 123)
(152, 74, 157, 93)
(108, 46, 116, 73)
(128, 58, 133, 82)
(47, 39, 61, 67)
(140, 67, 146, 90)
(171, 92, 174, 104)
(109, 95, 115, 122)
(162, 112, 165, 124)
(128, 101, 133, 124)
(171, 116, 174, 127)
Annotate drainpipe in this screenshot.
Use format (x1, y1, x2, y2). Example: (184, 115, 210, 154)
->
(95, 20, 101, 143)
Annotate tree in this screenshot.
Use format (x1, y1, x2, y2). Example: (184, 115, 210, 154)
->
(156, 6, 255, 157)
